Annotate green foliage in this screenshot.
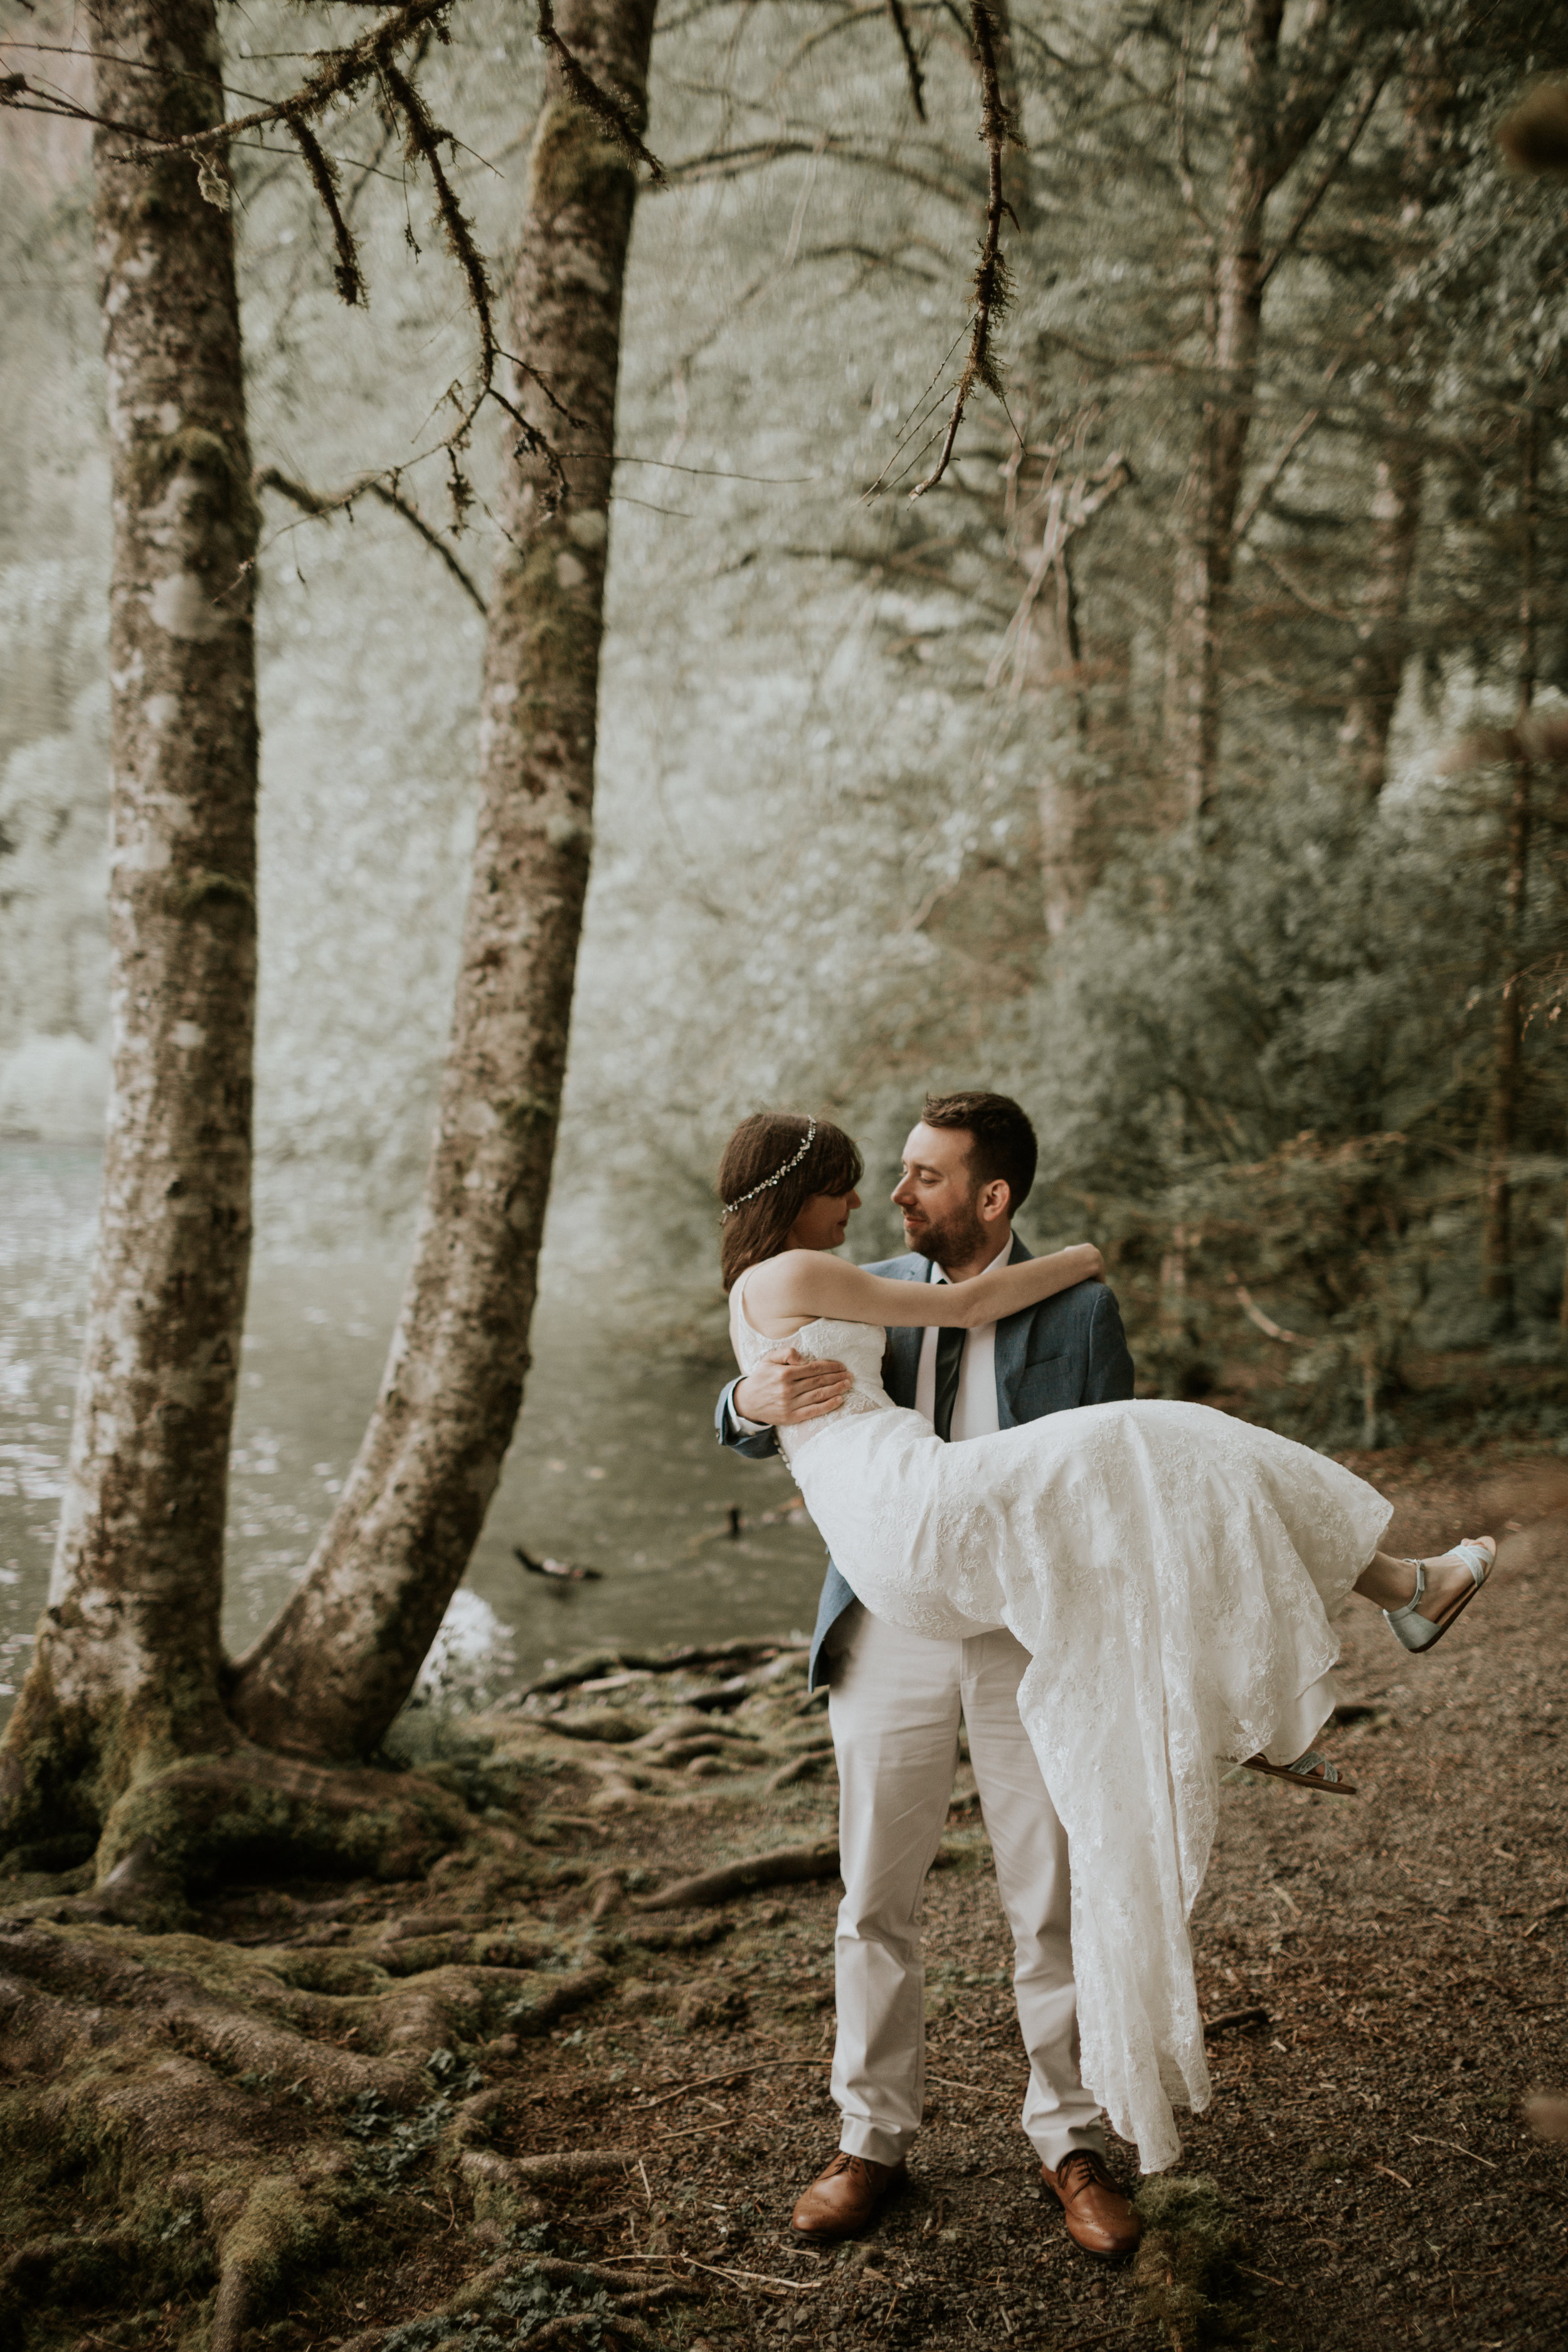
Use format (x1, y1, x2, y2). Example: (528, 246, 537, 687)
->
(1032, 776, 1568, 1436)
(344, 2050, 483, 2183)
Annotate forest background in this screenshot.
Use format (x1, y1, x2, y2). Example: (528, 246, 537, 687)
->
(5, 0, 1568, 1470)
(0, 14, 1566, 2351)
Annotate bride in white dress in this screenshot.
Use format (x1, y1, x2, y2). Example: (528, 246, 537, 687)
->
(721, 1112, 1494, 2172)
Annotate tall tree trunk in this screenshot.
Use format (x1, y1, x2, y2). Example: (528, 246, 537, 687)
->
(230, 0, 657, 1761)
(1163, 0, 1369, 815)
(1481, 413, 1538, 1322)
(1037, 566, 1089, 943)
(1018, 457, 1131, 936)
(1335, 440, 1424, 796)
(0, 0, 258, 1841)
(1163, 0, 1286, 817)
(1337, 42, 1447, 799)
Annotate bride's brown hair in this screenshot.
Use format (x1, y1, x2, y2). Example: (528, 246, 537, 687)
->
(718, 1111, 864, 1291)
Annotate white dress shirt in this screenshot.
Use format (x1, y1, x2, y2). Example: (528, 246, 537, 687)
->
(913, 1239, 1013, 1441)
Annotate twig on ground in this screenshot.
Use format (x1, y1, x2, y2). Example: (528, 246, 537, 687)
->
(674, 2256, 832, 2296)
(1408, 2136, 1498, 2169)
(630, 2057, 832, 2112)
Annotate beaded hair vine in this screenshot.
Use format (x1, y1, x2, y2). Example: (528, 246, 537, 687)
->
(719, 1118, 817, 1222)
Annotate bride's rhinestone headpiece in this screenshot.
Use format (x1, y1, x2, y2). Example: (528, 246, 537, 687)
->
(720, 1118, 816, 1221)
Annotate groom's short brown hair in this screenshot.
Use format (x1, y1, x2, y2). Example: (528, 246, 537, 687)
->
(921, 1090, 1037, 1212)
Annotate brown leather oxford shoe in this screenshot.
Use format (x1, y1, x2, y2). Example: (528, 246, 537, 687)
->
(790, 2151, 908, 2243)
(1041, 2149, 1142, 2258)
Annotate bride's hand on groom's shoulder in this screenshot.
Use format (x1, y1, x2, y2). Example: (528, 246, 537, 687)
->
(735, 1348, 852, 1428)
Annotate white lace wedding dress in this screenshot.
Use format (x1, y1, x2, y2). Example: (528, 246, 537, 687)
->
(730, 1272, 1392, 2171)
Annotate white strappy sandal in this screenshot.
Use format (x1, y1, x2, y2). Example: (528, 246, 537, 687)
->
(1383, 1537, 1495, 1656)
(1239, 1749, 1357, 1797)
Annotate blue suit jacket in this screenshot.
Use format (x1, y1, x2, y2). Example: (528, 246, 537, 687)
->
(715, 1236, 1136, 1688)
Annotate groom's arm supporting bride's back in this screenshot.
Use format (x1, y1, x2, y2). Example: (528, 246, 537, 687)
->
(714, 1249, 1135, 1451)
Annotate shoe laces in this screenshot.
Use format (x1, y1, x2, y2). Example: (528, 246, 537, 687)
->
(1057, 2151, 1109, 2196)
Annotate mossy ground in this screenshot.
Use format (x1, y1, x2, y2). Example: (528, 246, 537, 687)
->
(2, 1446, 1564, 2352)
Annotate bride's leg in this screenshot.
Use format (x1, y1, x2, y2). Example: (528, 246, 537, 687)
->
(1353, 1537, 1495, 1618)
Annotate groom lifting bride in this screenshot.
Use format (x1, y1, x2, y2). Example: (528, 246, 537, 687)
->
(715, 1091, 1144, 2256)
(712, 1088, 1492, 2250)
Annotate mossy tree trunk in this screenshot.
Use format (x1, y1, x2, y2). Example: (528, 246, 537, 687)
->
(230, 0, 659, 1762)
(0, 0, 258, 1848)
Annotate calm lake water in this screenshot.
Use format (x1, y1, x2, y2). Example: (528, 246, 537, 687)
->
(0, 1146, 827, 1724)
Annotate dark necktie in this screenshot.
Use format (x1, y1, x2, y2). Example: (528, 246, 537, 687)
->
(932, 1324, 965, 1443)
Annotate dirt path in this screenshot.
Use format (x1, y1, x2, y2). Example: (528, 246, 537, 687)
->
(4, 1447, 1565, 2352)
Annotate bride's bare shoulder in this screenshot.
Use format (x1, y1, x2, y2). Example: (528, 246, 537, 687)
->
(741, 1249, 816, 1305)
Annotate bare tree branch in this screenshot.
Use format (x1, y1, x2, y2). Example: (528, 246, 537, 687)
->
(536, 0, 665, 181)
(379, 53, 497, 382)
(1258, 51, 1399, 292)
(257, 467, 487, 612)
(285, 108, 363, 306)
(886, 0, 926, 121)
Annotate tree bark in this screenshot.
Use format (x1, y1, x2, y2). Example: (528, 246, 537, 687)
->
(1335, 440, 1424, 797)
(0, 0, 258, 1841)
(1337, 45, 1448, 800)
(230, 0, 658, 1761)
(1481, 414, 1538, 1322)
(1162, 0, 1368, 816)
(1007, 458, 1131, 937)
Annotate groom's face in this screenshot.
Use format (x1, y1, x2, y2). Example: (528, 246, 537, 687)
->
(893, 1122, 1005, 1271)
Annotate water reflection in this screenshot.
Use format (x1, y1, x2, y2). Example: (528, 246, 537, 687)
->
(0, 1146, 826, 1724)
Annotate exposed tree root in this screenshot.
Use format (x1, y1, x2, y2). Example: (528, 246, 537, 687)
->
(0, 1637, 847, 2352)
(632, 1836, 841, 1912)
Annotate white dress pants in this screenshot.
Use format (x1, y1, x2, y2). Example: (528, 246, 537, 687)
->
(825, 1602, 1106, 2171)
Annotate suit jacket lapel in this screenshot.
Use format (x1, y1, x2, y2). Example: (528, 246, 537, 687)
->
(992, 1232, 1034, 1430)
(883, 1256, 931, 1409)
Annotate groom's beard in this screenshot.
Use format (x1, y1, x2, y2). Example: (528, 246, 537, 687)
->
(906, 1195, 988, 1273)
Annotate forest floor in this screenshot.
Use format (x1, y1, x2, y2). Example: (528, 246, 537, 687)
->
(3, 1440, 1565, 2352)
